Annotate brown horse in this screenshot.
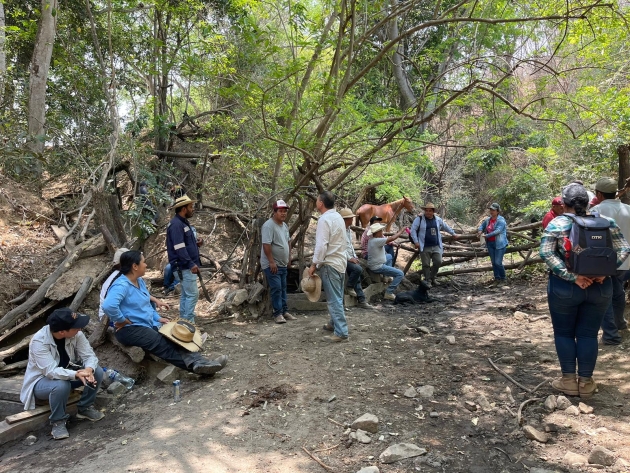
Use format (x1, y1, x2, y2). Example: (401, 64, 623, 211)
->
(356, 196, 414, 231)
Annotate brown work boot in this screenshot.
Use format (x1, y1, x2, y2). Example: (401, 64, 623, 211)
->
(578, 377, 598, 399)
(282, 312, 297, 321)
(551, 373, 578, 396)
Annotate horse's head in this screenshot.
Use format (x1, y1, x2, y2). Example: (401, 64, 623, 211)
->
(402, 196, 414, 211)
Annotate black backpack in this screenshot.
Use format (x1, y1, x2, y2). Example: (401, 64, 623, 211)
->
(563, 212, 617, 277)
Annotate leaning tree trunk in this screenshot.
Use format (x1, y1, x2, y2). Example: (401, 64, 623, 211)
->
(27, 0, 58, 176)
(0, 0, 6, 104)
(618, 144, 630, 205)
(93, 191, 127, 247)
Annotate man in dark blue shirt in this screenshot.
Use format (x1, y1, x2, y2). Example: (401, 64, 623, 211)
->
(167, 195, 203, 323)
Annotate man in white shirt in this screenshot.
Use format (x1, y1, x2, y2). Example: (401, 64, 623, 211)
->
(308, 192, 349, 342)
(339, 208, 373, 309)
(591, 177, 630, 344)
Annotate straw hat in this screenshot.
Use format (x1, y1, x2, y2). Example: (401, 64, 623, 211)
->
(339, 208, 356, 219)
(369, 222, 386, 234)
(159, 319, 203, 352)
(113, 247, 130, 264)
(172, 194, 196, 209)
(421, 202, 436, 210)
(300, 268, 322, 302)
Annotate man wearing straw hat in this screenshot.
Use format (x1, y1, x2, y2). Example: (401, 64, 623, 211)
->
(167, 195, 203, 323)
(308, 191, 349, 342)
(410, 202, 458, 286)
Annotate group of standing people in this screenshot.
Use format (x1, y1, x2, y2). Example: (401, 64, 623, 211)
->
(540, 179, 630, 399)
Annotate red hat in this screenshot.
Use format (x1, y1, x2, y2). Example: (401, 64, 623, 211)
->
(551, 196, 563, 206)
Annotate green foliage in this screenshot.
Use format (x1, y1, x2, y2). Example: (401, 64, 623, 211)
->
(490, 164, 551, 217)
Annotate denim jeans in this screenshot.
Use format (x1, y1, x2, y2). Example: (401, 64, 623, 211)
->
(601, 270, 627, 343)
(346, 261, 366, 302)
(34, 364, 104, 423)
(486, 241, 506, 280)
(179, 269, 199, 323)
(420, 246, 442, 281)
(116, 325, 203, 371)
(264, 266, 288, 317)
(163, 264, 180, 291)
(319, 265, 348, 338)
(371, 255, 404, 294)
(547, 274, 612, 377)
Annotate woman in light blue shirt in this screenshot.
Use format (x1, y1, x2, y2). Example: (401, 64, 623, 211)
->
(102, 251, 228, 375)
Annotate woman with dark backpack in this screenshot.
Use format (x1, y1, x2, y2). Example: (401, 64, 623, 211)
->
(540, 183, 630, 398)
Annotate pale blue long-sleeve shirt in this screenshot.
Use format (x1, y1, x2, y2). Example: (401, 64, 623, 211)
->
(101, 275, 161, 328)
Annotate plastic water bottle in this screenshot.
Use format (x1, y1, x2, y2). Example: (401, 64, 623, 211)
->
(102, 367, 135, 389)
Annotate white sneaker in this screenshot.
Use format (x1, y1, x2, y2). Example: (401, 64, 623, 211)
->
(347, 288, 357, 297)
(383, 293, 396, 301)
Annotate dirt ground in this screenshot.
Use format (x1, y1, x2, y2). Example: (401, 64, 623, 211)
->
(2, 273, 630, 473)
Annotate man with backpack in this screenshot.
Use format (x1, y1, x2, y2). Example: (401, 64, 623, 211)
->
(410, 203, 458, 286)
(591, 177, 630, 344)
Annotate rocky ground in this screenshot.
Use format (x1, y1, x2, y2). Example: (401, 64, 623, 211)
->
(2, 274, 630, 473)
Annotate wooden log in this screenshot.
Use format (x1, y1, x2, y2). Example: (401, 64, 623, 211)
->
(69, 276, 93, 312)
(93, 191, 127, 248)
(0, 336, 32, 361)
(88, 315, 110, 349)
(0, 360, 28, 374)
(5, 392, 81, 425)
(222, 264, 240, 283)
(106, 329, 145, 363)
(442, 242, 539, 258)
(0, 300, 57, 346)
(0, 398, 79, 445)
(153, 150, 221, 160)
(440, 257, 543, 275)
(7, 290, 30, 305)
(0, 238, 91, 333)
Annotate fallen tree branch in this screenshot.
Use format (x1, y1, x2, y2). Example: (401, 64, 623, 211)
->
(441, 257, 543, 276)
(0, 300, 57, 345)
(69, 277, 93, 312)
(517, 398, 541, 425)
(301, 445, 335, 472)
(0, 239, 90, 333)
(7, 291, 30, 305)
(488, 357, 532, 393)
(153, 150, 221, 160)
(0, 336, 33, 361)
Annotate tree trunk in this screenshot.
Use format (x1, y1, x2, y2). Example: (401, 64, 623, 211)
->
(0, 0, 6, 104)
(388, 0, 416, 111)
(27, 0, 59, 174)
(93, 191, 127, 247)
(618, 144, 630, 205)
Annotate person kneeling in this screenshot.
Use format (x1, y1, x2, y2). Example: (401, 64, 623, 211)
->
(102, 250, 228, 376)
(367, 223, 406, 300)
(20, 308, 105, 440)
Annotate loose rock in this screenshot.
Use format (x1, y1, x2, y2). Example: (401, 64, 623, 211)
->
(356, 429, 372, 444)
(464, 401, 477, 412)
(522, 425, 549, 443)
(107, 381, 127, 396)
(588, 446, 616, 467)
(380, 443, 428, 464)
(564, 451, 588, 466)
(351, 413, 379, 433)
(23, 435, 37, 446)
(416, 385, 435, 398)
(544, 423, 560, 433)
(404, 387, 417, 398)
(476, 394, 493, 411)
(445, 335, 456, 345)
(514, 351, 523, 359)
(356, 467, 379, 473)
(231, 289, 249, 306)
(156, 365, 184, 384)
(578, 402, 594, 414)
(555, 395, 572, 410)
(565, 405, 580, 416)
(429, 411, 439, 418)
(513, 310, 528, 320)
(417, 326, 430, 334)
(543, 395, 557, 412)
